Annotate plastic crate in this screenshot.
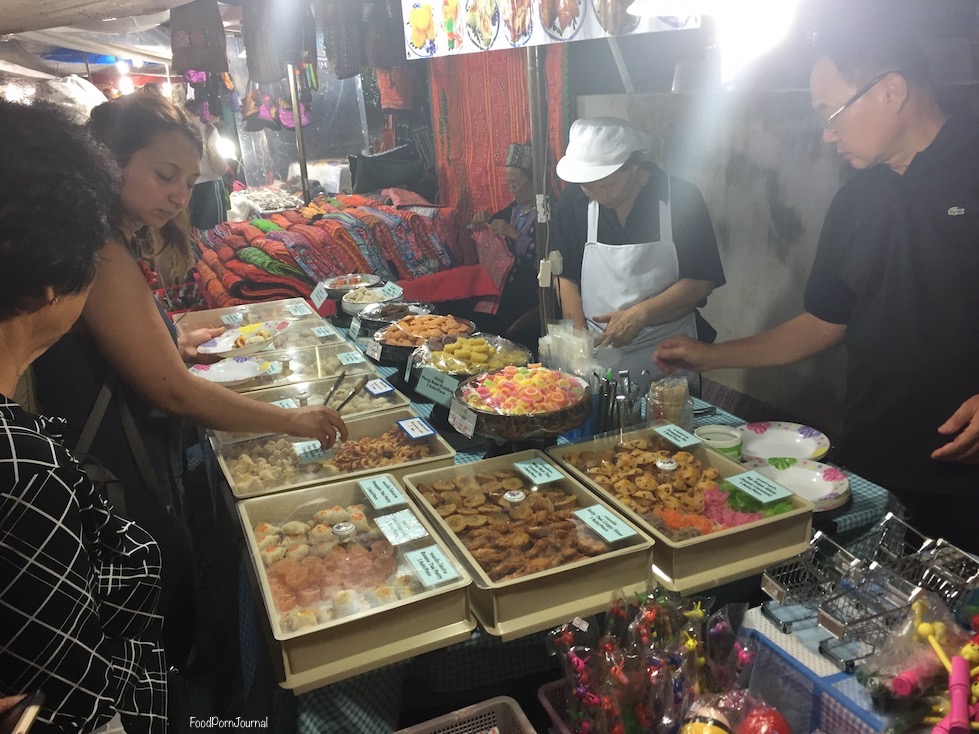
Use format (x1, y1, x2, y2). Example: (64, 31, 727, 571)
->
(537, 680, 572, 734)
(396, 696, 537, 734)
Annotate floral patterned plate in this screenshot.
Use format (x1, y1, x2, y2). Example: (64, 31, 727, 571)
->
(738, 421, 830, 461)
(744, 457, 850, 512)
(189, 357, 272, 388)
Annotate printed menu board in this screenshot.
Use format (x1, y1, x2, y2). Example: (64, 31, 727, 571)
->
(403, 0, 700, 59)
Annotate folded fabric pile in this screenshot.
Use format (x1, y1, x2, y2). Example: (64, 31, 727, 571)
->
(191, 189, 485, 308)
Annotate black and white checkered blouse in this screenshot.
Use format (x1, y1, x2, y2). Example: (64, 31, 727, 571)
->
(0, 395, 167, 733)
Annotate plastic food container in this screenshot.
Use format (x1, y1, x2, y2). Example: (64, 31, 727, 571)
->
(174, 298, 321, 335)
(239, 474, 474, 692)
(452, 366, 592, 441)
(368, 316, 477, 365)
(209, 378, 411, 446)
(403, 450, 653, 640)
(693, 424, 743, 460)
(320, 273, 381, 300)
(341, 287, 400, 315)
(218, 408, 457, 498)
(548, 422, 812, 594)
(230, 343, 377, 393)
(255, 319, 343, 350)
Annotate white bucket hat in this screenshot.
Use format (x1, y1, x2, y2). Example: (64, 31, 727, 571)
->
(556, 117, 651, 184)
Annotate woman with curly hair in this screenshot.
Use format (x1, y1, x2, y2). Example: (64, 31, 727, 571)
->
(0, 99, 166, 732)
(31, 92, 348, 668)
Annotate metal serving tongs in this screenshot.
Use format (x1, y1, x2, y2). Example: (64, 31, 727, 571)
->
(322, 370, 347, 406)
(333, 376, 369, 413)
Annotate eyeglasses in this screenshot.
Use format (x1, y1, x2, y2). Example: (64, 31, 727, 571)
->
(820, 70, 901, 131)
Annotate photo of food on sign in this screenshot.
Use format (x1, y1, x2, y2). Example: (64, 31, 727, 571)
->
(593, 0, 639, 34)
(539, 0, 581, 39)
(501, 0, 532, 46)
(466, 0, 500, 50)
(443, 0, 464, 49)
(408, 1, 438, 56)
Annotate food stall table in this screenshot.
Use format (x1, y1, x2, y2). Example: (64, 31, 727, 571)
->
(194, 346, 896, 732)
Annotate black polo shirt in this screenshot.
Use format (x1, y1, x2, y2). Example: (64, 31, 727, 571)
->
(804, 114, 979, 497)
(553, 163, 725, 289)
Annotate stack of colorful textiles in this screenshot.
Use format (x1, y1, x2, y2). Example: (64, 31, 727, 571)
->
(191, 189, 491, 308)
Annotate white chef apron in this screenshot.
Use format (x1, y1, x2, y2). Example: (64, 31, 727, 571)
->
(580, 181, 699, 382)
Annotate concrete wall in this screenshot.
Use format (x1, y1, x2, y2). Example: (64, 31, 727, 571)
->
(577, 92, 851, 432)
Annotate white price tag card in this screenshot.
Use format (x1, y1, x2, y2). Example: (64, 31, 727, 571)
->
(348, 316, 362, 336)
(375, 509, 429, 545)
(653, 424, 701, 448)
(336, 350, 366, 365)
(292, 440, 333, 464)
(405, 546, 460, 587)
(415, 367, 459, 407)
(310, 283, 329, 309)
(375, 281, 404, 299)
(221, 312, 244, 325)
(365, 340, 382, 360)
(359, 476, 406, 509)
(448, 400, 477, 438)
(397, 417, 436, 440)
(727, 471, 793, 504)
(404, 357, 414, 382)
(514, 457, 564, 485)
(574, 505, 638, 543)
(286, 303, 313, 316)
(365, 378, 394, 396)
(311, 324, 336, 339)
(271, 398, 298, 409)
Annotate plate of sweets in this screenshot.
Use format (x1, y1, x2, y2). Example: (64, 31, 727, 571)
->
(455, 364, 591, 440)
(197, 320, 290, 357)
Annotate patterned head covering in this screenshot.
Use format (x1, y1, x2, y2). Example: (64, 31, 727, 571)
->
(505, 142, 533, 173)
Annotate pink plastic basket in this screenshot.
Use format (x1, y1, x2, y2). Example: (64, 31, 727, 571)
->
(396, 696, 537, 734)
(537, 680, 572, 734)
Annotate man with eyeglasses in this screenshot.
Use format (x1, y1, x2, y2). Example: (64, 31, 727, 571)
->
(655, 22, 979, 550)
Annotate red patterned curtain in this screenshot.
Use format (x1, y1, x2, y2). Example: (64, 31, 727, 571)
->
(428, 45, 568, 220)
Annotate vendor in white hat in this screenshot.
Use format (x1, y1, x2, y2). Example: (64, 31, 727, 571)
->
(553, 117, 724, 385)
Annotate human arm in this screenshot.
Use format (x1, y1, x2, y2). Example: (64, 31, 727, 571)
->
(654, 312, 846, 373)
(556, 276, 587, 331)
(81, 240, 347, 446)
(594, 278, 714, 348)
(0, 460, 128, 731)
(932, 395, 979, 463)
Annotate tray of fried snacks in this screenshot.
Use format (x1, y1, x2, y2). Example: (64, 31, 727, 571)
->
(174, 298, 321, 336)
(227, 343, 377, 393)
(403, 450, 653, 640)
(349, 302, 437, 345)
(219, 408, 456, 498)
(239, 474, 474, 691)
(368, 315, 476, 365)
(548, 422, 813, 594)
(209, 378, 412, 447)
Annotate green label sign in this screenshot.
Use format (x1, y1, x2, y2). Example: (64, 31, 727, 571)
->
(514, 457, 563, 485)
(405, 546, 460, 587)
(574, 505, 638, 543)
(415, 367, 459, 407)
(728, 470, 793, 504)
(653, 424, 701, 448)
(359, 476, 406, 509)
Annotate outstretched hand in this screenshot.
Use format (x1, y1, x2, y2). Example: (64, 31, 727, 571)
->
(654, 336, 715, 374)
(285, 406, 349, 448)
(178, 327, 226, 364)
(932, 394, 979, 463)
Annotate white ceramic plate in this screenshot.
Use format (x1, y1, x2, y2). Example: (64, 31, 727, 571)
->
(189, 357, 271, 388)
(744, 457, 850, 512)
(738, 421, 830, 461)
(198, 320, 290, 357)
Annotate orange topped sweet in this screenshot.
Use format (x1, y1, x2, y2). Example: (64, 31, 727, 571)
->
(461, 365, 588, 415)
